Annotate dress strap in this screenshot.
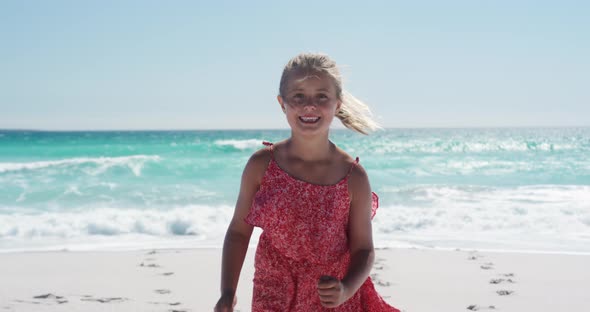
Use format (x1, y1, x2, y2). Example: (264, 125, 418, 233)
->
(347, 157, 360, 176)
(262, 141, 274, 159)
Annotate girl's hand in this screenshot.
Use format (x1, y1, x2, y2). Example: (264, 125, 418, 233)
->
(214, 294, 237, 312)
(317, 275, 349, 308)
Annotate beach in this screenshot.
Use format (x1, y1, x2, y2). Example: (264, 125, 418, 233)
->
(1, 247, 588, 311)
(1, 129, 589, 311)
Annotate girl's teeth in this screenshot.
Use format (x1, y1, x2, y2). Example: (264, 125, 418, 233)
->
(300, 117, 320, 123)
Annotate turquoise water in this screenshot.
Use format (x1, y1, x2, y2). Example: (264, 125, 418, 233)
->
(1, 128, 589, 253)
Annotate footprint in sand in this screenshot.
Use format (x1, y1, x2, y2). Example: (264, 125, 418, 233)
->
(490, 278, 515, 284)
(480, 262, 494, 270)
(467, 251, 484, 261)
(30, 293, 68, 304)
(373, 257, 386, 271)
(467, 304, 496, 310)
(370, 258, 394, 287)
(80, 296, 128, 303)
(155, 289, 171, 295)
(496, 290, 514, 296)
(13, 300, 40, 305)
(494, 273, 517, 286)
(148, 301, 181, 306)
(370, 273, 392, 287)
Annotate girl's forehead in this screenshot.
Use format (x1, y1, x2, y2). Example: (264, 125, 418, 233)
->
(286, 71, 335, 90)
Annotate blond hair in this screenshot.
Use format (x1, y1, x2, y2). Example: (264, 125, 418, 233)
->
(279, 53, 381, 135)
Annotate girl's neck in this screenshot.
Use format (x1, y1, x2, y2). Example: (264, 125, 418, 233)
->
(285, 133, 333, 162)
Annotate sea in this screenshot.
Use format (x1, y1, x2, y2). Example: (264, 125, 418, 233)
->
(1, 128, 589, 254)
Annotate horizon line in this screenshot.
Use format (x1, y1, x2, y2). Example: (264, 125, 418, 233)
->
(1, 125, 589, 132)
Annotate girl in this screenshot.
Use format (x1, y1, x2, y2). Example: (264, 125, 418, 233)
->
(215, 53, 400, 311)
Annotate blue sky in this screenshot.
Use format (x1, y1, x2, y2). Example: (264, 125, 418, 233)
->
(1, 0, 588, 130)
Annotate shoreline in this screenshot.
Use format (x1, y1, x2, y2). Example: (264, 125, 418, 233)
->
(1, 247, 588, 311)
(2, 243, 590, 256)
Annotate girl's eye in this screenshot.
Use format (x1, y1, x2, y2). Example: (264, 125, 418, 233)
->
(316, 94, 329, 101)
(292, 94, 305, 103)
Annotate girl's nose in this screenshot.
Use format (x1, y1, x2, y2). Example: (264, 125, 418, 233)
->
(302, 97, 318, 109)
(303, 102, 317, 111)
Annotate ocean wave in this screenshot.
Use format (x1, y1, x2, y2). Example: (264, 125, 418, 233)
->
(214, 139, 263, 150)
(0, 155, 161, 176)
(0, 205, 234, 240)
(1, 184, 589, 253)
(375, 185, 590, 235)
(369, 139, 588, 154)
(373, 158, 590, 179)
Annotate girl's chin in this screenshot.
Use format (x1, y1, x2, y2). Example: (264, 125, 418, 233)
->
(290, 123, 332, 135)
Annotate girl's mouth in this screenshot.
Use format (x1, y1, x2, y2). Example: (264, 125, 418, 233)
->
(299, 116, 320, 124)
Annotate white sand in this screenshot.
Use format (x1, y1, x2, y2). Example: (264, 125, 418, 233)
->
(0, 247, 588, 311)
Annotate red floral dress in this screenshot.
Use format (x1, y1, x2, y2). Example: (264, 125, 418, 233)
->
(245, 142, 400, 311)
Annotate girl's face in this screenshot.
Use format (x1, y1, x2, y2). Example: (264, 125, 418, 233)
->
(278, 71, 341, 136)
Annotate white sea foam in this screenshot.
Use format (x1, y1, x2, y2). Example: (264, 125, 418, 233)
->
(370, 139, 585, 154)
(214, 139, 263, 150)
(1, 185, 589, 253)
(98, 182, 118, 190)
(0, 205, 237, 252)
(63, 185, 82, 196)
(0, 155, 161, 176)
(16, 192, 26, 202)
(373, 184, 590, 253)
(379, 157, 588, 177)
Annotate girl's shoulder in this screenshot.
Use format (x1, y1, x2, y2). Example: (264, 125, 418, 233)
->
(333, 144, 360, 169)
(250, 143, 273, 162)
(333, 145, 370, 189)
(242, 144, 273, 186)
(332, 144, 370, 187)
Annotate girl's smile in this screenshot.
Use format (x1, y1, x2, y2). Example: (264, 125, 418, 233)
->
(299, 116, 321, 123)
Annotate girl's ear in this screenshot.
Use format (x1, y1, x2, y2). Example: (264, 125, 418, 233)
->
(277, 95, 286, 113)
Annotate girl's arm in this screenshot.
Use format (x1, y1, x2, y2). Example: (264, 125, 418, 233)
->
(216, 150, 269, 310)
(318, 163, 375, 308)
(342, 163, 376, 297)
